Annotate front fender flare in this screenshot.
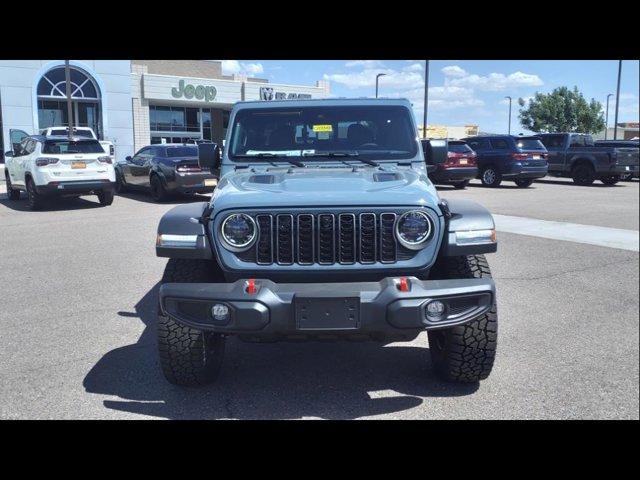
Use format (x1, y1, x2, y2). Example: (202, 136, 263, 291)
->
(440, 199, 497, 256)
(156, 202, 213, 259)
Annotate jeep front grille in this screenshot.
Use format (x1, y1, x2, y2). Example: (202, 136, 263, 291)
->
(248, 211, 411, 266)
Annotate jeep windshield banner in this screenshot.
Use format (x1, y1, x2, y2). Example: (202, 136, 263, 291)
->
(172, 79, 217, 102)
(228, 105, 418, 161)
(260, 87, 312, 101)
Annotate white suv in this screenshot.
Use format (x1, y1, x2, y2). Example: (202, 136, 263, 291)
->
(4, 134, 116, 209)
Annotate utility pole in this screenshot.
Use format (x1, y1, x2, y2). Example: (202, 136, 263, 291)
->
(505, 96, 512, 135)
(422, 60, 429, 139)
(375, 73, 386, 98)
(605, 93, 613, 140)
(613, 60, 622, 140)
(64, 60, 74, 140)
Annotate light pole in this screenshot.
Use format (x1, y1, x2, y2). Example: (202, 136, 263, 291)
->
(605, 93, 613, 140)
(423, 60, 429, 139)
(613, 60, 622, 140)
(504, 96, 512, 135)
(64, 60, 74, 140)
(375, 73, 386, 98)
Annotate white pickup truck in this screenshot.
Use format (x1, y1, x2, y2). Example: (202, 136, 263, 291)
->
(39, 126, 115, 162)
(4, 133, 116, 209)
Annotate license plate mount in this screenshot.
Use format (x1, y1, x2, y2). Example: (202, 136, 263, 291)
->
(295, 296, 360, 330)
(71, 161, 86, 169)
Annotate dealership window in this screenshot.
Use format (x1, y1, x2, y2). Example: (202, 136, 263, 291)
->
(36, 66, 102, 138)
(0, 92, 4, 163)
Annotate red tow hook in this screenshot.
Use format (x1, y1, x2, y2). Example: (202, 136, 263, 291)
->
(397, 277, 410, 292)
(246, 278, 257, 294)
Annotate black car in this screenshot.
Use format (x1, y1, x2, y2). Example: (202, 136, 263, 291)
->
(422, 139, 478, 189)
(462, 135, 549, 188)
(115, 144, 219, 201)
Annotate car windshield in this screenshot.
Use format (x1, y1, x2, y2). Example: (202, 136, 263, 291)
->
(515, 138, 546, 151)
(42, 139, 105, 154)
(228, 105, 418, 162)
(50, 129, 94, 138)
(166, 146, 198, 157)
(448, 142, 473, 153)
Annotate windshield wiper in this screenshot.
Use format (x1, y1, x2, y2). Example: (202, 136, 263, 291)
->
(233, 153, 306, 168)
(303, 151, 379, 167)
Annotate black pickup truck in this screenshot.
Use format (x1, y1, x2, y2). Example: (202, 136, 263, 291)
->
(537, 133, 639, 185)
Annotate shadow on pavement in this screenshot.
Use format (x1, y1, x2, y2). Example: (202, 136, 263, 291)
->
(83, 283, 479, 419)
(116, 190, 211, 205)
(533, 178, 625, 188)
(0, 194, 103, 211)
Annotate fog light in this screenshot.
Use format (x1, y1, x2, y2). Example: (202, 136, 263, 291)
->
(212, 304, 230, 322)
(425, 300, 446, 320)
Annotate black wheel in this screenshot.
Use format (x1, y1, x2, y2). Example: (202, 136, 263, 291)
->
(5, 171, 20, 200)
(158, 258, 226, 387)
(514, 178, 533, 188)
(97, 189, 114, 206)
(452, 180, 470, 189)
(480, 167, 502, 187)
(25, 177, 43, 210)
(428, 254, 498, 383)
(150, 174, 167, 202)
(571, 163, 595, 186)
(114, 169, 126, 193)
(600, 175, 619, 186)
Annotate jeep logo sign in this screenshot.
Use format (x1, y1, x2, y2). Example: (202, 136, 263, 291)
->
(172, 79, 217, 102)
(260, 86, 311, 101)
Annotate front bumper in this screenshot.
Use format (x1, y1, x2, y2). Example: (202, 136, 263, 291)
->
(159, 276, 495, 341)
(431, 166, 478, 184)
(35, 180, 115, 196)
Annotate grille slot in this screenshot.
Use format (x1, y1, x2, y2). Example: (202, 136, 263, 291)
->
(338, 213, 356, 264)
(359, 213, 376, 263)
(297, 214, 315, 265)
(379, 213, 397, 263)
(318, 214, 336, 264)
(276, 214, 294, 265)
(256, 215, 273, 265)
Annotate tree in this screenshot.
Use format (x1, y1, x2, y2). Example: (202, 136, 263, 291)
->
(518, 86, 605, 134)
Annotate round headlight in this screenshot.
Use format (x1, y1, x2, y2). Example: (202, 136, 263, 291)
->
(395, 210, 433, 249)
(220, 213, 257, 251)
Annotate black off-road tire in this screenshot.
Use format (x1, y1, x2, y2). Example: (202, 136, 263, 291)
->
(97, 190, 114, 206)
(428, 254, 498, 383)
(5, 171, 20, 200)
(571, 163, 595, 186)
(514, 178, 533, 188)
(150, 174, 167, 202)
(452, 180, 470, 189)
(480, 166, 502, 187)
(25, 177, 43, 210)
(600, 175, 619, 186)
(158, 258, 226, 387)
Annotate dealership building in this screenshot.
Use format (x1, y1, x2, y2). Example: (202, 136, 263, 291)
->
(0, 60, 330, 163)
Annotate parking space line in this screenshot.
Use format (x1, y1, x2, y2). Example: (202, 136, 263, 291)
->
(493, 214, 640, 252)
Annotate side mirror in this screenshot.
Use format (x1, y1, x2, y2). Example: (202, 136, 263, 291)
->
(424, 139, 448, 165)
(125, 155, 132, 162)
(4, 151, 12, 158)
(198, 143, 221, 170)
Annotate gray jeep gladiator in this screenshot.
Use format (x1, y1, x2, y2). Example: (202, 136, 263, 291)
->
(155, 98, 498, 386)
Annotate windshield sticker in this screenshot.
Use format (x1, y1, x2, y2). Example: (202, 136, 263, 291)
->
(312, 124, 333, 133)
(246, 150, 303, 157)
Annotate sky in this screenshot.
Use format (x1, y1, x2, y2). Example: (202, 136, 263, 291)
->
(220, 60, 640, 134)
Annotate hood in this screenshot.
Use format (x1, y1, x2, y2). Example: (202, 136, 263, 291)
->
(211, 166, 440, 211)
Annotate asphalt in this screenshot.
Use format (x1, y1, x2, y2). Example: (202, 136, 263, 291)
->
(0, 178, 638, 419)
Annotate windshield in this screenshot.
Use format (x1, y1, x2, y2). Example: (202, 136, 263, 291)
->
(515, 138, 546, 151)
(166, 146, 198, 157)
(42, 139, 105, 154)
(50, 129, 94, 138)
(228, 105, 418, 161)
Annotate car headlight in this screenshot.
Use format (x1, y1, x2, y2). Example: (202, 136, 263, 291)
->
(220, 213, 257, 251)
(395, 210, 433, 250)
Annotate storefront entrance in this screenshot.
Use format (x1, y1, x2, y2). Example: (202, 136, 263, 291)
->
(149, 104, 229, 145)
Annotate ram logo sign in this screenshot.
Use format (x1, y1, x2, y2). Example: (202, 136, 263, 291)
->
(260, 86, 311, 101)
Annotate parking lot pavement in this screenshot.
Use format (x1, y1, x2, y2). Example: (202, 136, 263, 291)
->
(0, 179, 638, 419)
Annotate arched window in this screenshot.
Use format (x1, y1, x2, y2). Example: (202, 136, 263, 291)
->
(37, 66, 102, 138)
(37, 66, 100, 100)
